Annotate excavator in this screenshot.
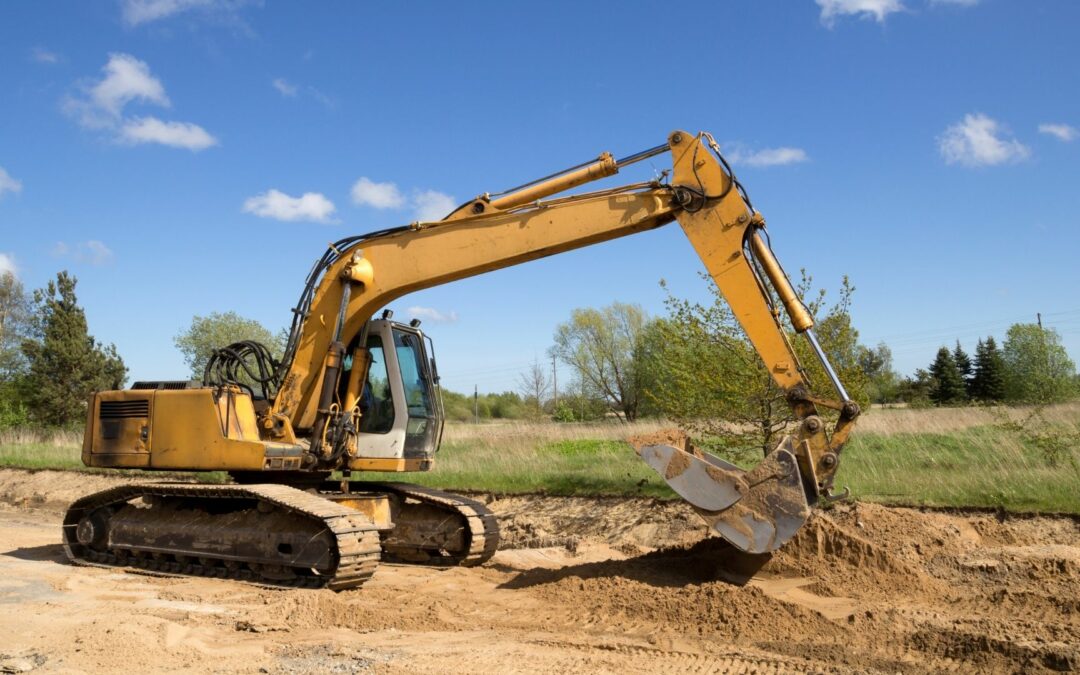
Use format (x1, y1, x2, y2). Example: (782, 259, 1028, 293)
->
(63, 130, 860, 590)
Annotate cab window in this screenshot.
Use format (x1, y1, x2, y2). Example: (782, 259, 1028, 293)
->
(359, 335, 394, 434)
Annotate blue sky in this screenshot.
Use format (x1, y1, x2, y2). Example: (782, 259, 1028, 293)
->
(1, 0, 1078, 395)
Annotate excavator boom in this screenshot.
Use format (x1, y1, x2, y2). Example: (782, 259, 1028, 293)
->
(262, 130, 859, 552)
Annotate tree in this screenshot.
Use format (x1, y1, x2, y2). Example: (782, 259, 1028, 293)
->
(439, 389, 527, 422)
(928, 347, 965, 405)
(0, 272, 32, 428)
(953, 341, 973, 399)
(20, 272, 127, 427)
(1001, 323, 1077, 404)
(174, 311, 283, 380)
(643, 273, 867, 459)
(897, 368, 934, 407)
(858, 342, 900, 404)
(516, 358, 551, 419)
(551, 302, 649, 422)
(970, 336, 1006, 403)
(554, 376, 611, 422)
(0, 271, 30, 382)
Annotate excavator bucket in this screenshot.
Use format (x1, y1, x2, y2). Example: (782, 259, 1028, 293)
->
(632, 432, 810, 554)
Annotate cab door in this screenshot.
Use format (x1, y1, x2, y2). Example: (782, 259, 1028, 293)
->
(350, 320, 443, 469)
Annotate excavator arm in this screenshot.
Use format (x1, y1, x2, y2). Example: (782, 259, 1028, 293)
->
(264, 130, 860, 553)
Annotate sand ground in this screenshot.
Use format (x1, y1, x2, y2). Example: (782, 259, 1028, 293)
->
(0, 468, 1077, 674)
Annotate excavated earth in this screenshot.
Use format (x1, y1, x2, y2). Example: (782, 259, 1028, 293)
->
(0, 468, 1078, 674)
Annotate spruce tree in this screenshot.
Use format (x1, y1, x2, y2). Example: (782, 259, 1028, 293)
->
(21, 271, 127, 426)
(929, 346, 965, 405)
(979, 336, 1007, 403)
(969, 338, 987, 401)
(953, 340, 972, 400)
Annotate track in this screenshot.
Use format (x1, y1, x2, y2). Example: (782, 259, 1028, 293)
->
(370, 482, 500, 567)
(60, 480, 500, 591)
(61, 483, 382, 590)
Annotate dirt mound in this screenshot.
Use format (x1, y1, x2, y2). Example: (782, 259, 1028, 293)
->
(499, 538, 845, 642)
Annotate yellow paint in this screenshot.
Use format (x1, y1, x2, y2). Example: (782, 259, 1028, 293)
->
(347, 457, 433, 472)
(330, 494, 393, 529)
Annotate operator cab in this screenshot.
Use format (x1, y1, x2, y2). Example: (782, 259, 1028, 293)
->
(342, 319, 444, 467)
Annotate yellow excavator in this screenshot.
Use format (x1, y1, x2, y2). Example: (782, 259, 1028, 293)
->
(64, 130, 860, 590)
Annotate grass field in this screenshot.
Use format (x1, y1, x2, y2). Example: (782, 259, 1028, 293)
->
(1, 403, 1078, 512)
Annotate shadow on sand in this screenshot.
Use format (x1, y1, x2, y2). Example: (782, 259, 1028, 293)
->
(3, 544, 68, 564)
(496, 537, 773, 590)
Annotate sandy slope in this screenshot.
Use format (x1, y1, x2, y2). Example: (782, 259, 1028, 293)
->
(0, 469, 1077, 674)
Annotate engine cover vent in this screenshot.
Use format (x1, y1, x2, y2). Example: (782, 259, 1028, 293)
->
(130, 381, 198, 390)
(100, 400, 149, 419)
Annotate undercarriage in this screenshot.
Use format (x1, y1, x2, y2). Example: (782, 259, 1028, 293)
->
(62, 481, 500, 591)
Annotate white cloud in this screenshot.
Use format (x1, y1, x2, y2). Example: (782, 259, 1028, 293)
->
(413, 190, 456, 222)
(727, 146, 809, 168)
(31, 47, 60, 64)
(84, 241, 114, 265)
(65, 53, 217, 152)
(349, 179, 456, 221)
(243, 189, 337, 223)
(0, 253, 17, 278)
(52, 240, 114, 266)
(118, 0, 261, 26)
(0, 167, 23, 199)
(938, 113, 1031, 167)
(119, 116, 218, 151)
(90, 53, 170, 118)
(272, 78, 298, 97)
(406, 306, 459, 324)
(351, 178, 405, 209)
(1038, 123, 1078, 143)
(817, 0, 904, 26)
(307, 86, 335, 109)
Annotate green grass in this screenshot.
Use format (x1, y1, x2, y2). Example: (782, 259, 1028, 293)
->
(365, 437, 675, 498)
(838, 425, 1080, 512)
(0, 441, 85, 470)
(2, 404, 1078, 512)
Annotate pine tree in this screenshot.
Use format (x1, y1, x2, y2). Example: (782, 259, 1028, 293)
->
(969, 338, 987, 401)
(20, 271, 127, 426)
(953, 340, 972, 400)
(978, 336, 1007, 402)
(929, 346, 965, 405)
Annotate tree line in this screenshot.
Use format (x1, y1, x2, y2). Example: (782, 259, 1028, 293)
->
(906, 325, 1077, 407)
(0, 271, 126, 428)
(520, 277, 1077, 458)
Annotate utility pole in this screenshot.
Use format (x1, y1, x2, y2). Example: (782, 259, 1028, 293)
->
(473, 385, 478, 424)
(1037, 312, 1043, 329)
(552, 356, 558, 409)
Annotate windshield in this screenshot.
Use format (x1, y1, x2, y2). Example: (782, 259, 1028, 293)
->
(393, 329, 434, 419)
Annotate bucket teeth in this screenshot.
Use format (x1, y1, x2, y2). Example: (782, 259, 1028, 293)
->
(632, 432, 810, 554)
